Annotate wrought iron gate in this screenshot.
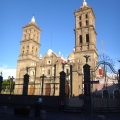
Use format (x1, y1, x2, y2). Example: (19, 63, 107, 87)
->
(91, 54, 120, 107)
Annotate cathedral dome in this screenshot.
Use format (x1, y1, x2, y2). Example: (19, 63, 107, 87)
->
(47, 49, 53, 56)
(68, 53, 74, 59)
(68, 52, 74, 62)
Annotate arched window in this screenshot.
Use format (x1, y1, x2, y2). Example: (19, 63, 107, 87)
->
(86, 34, 89, 43)
(86, 20, 88, 26)
(113, 89, 120, 99)
(79, 22, 82, 27)
(79, 35, 82, 44)
(79, 16, 81, 20)
(103, 90, 109, 98)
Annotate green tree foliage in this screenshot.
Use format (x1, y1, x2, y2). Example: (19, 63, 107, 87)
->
(2, 76, 15, 92)
(2, 80, 9, 90)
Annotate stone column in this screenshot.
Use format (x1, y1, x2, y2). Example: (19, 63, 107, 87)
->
(0, 75, 3, 93)
(22, 74, 29, 95)
(83, 64, 91, 114)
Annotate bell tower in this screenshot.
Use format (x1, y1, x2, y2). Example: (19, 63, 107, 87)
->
(19, 16, 41, 61)
(15, 16, 41, 94)
(74, 0, 98, 68)
(72, 0, 98, 96)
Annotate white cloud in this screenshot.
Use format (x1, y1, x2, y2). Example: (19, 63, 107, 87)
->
(3, 69, 16, 79)
(0, 63, 16, 79)
(1, 69, 16, 79)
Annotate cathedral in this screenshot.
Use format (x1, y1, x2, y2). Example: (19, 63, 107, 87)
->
(14, 0, 98, 96)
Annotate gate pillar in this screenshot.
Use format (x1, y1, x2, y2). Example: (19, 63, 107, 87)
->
(0, 74, 3, 93)
(59, 71, 66, 97)
(22, 74, 29, 95)
(118, 69, 120, 80)
(83, 64, 91, 114)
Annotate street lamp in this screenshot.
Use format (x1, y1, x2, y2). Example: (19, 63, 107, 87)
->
(10, 76, 14, 94)
(0, 70, 2, 76)
(118, 60, 120, 87)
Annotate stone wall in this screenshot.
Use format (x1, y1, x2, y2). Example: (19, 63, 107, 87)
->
(0, 94, 60, 107)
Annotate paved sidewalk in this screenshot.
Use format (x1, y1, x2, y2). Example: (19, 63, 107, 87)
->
(0, 107, 120, 120)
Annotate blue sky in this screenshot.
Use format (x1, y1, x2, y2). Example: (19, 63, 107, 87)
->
(0, 0, 120, 79)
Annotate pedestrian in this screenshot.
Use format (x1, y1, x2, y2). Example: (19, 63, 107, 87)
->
(34, 97, 42, 117)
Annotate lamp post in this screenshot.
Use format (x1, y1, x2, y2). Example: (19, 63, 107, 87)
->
(0, 70, 3, 94)
(10, 76, 14, 95)
(0, 70, 2, 76)
(118, 60, 120, 89)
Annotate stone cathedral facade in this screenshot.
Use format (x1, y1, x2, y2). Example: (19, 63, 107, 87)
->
(14, 0, 98, 96)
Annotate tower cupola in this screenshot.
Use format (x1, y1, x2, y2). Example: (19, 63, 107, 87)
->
(83, 0, 87, 7)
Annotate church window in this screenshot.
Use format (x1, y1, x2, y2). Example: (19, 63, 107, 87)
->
(86, 14, 88, 18)
(66, 69, 69, 75)
(86, 20, 88, 26)
(79, 35, 82, 44)
(47, 60, 51, 64)
(47, 69, 50, 75)
(79, 16, 81, 20)
(86, 34, 89, 43)
(23, 51, 24, 54)
(79, 22, 82, 27)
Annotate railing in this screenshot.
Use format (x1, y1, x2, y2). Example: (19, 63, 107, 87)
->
(1, 83, 59, 96)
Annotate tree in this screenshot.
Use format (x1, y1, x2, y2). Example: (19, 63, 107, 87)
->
(2, 77, 15, 93)
(2, 80, 9, 91)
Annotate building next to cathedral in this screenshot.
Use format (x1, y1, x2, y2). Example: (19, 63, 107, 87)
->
(14, 0, 98, 96)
